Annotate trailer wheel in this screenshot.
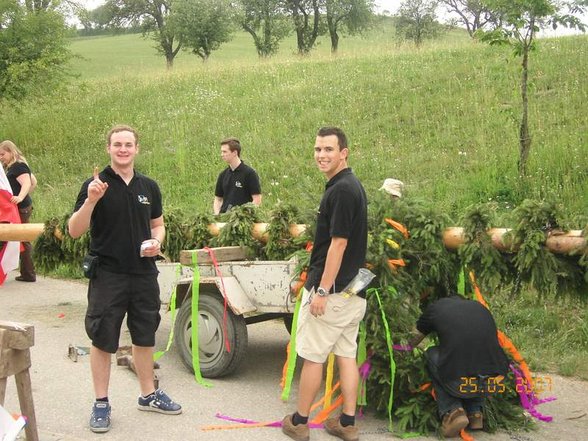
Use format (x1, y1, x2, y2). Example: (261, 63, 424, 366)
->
(174, 288, 248, 378)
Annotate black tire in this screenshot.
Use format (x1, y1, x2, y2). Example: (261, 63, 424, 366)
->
(174, 287, 248, 378)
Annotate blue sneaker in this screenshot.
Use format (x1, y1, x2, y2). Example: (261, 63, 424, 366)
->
(89, 401, 111, 433)
(137, 389, 182, 415)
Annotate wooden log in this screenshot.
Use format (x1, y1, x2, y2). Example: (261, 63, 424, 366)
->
(206, 223, 585, 255)
(15, 368, 39, 441)
(4, 222, 584, 255)
(0, 321, 34, 350)
(179, 246, 250, 266)
(0, 223, 44, 242)
(442, 227, 586, 254)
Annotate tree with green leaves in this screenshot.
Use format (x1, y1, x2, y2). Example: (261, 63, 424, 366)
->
(173, 0, 234, 61)
(440, 0, 496, 36)
(286, 0, 323, 54)
(106, 0, 180, 68)
(478, 0, 587, 177)
(325, 0, 374, 52)
(0, 0, 71, 101)
(239, 0, 290, 57)
(395, 0, 443, 47)
(75, 3, 121, 35)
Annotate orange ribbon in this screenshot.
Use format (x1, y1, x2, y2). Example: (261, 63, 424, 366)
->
(387, 259, 406, 271)
(469, 272, 533, 388)
(384, 218, 409, 238)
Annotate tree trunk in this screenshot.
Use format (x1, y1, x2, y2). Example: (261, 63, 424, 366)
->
(518, 44, 531, 177)
(330, 31, 339, 53)
(327, 15, 339, 53)
(165, 53, 174, 69)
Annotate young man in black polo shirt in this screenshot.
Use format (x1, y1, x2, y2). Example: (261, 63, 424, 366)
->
(213, 137, 261, 214)
(69, 125, 181, 434)
(283, 127, 368, 441)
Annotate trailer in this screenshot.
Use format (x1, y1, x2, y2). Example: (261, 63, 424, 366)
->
(157, 247, 297, 378)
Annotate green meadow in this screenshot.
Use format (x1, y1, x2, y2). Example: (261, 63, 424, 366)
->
(2, 26, 586, 224)
(1, 24, 587, 377)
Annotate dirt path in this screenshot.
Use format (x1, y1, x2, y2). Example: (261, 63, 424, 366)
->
(1, 274, 587, 440)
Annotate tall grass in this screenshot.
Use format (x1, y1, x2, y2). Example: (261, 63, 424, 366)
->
(2, 33, 585, 224)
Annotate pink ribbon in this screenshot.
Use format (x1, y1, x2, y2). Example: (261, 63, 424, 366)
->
(510, 365, 555, 422)
(214, 413, 324, 429)
(392, 344, 413, 351)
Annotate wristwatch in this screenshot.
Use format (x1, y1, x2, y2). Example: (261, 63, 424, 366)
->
(316, 287, 329, 297)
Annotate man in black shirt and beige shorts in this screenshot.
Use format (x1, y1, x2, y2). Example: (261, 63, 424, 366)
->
(283, 127, 368, 441)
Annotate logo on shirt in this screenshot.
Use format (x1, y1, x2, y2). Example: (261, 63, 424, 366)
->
(235, 181, 243, 188)
(138, 195, 151, 205)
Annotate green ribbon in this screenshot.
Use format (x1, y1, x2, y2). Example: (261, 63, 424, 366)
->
(370, 287, 396, 432)
(356, 320, 368, 406)
(457, 267, 466, 296)
(191, 253, 212, 387)
(154, 263, 180, 362)
(281, 291, 302, 401)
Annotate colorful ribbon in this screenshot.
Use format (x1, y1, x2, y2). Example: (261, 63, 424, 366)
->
(324, 353, 335, 408)
(384, 218, 410, 238)
(357, 321, 368, 406)
(457, 267, 465, 296)
(281, 287, 303, 401)
(510, 364, 555, 422)
(203, 246, 231, 353)
(370, 287, 396, 431)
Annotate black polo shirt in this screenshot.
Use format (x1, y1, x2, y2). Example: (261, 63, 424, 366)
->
(73, 166, 162, 275)
(417, 296, 509, 384)
(6, 162, 32, 209)
(305, 168, 368, 297)
(215, 161, 261, 213)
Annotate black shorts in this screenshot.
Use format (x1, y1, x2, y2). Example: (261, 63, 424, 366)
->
(85, 267, 161, 353)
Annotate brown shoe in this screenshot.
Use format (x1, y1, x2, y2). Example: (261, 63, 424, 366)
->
(282, 414, 309, 441)
(441, 407, 469, 438)
(467, 412, 483, 430)
(324, 417, 359, 441)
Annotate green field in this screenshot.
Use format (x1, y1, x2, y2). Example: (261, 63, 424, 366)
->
(1, 27, 586, 225)
(67, 25, 469, 78)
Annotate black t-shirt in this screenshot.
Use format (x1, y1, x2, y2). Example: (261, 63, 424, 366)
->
(214, 161, 261, 213)
(305, 168, 368, 297)
(73, 166, 162, 275)
(417, 296, 509, 384)
(6, 162, 32, 209)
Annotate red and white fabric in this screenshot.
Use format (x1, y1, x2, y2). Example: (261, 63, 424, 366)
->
(0, 166, 20, 285)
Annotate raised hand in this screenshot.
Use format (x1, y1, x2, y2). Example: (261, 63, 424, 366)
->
(87, 166, 108, 203)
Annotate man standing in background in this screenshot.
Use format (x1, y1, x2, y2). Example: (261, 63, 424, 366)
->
(213, 137, 261, 214)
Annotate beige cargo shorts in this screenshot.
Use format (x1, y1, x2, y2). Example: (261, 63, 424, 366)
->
(296, 288, 367, 363)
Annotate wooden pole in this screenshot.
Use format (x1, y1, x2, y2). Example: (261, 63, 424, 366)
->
(0, 224, 45, 242)
(441, 227, 586, 254)
(1, 223, 585, 255)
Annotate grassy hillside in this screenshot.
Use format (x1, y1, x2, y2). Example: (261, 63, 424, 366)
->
(67, 24, 469, 78)
(0, 28, 586, 380)
(1, 30, 585, 226)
